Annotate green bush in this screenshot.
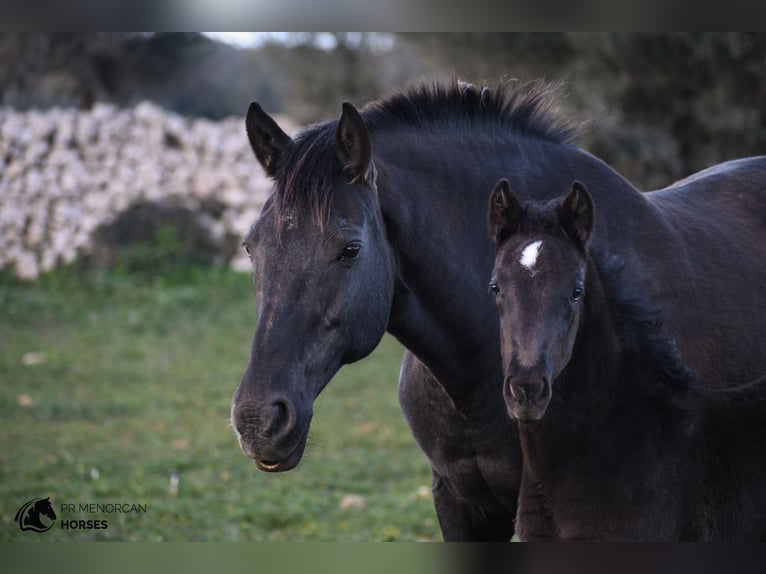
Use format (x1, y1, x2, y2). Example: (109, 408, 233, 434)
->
(88, 201, 225, 279)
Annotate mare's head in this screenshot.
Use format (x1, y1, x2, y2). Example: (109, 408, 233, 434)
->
(488, 179, 595, 421)
(231, 102, 394, 471)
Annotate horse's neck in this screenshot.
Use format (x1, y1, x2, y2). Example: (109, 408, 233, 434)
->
(374, 136, 511, 399)
(520, 287, 630, 488)
(559, 274, 624, 419)
(374, 130, 643, 404)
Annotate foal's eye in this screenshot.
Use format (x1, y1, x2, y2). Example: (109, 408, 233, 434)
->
(338, 244, 361, 261)
(489, 282, 501, 296)
(570, 287, 584, 302)
(243, 243, 252, 257)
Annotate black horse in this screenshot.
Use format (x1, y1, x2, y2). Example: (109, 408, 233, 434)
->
(231, 80, 766, 541)
(15, 497, 57, 532)
(487, 179, 766, 540)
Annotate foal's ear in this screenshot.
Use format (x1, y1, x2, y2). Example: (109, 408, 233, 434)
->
(246, 102, 292, 178)
(560, 181, 595, 251)
(336, 102, 375, 185)
(488, 179, 523, 246)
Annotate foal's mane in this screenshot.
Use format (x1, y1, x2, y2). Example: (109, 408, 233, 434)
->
(596, 255, 695, 395)
(597, 256, 766, 410)
(272, 80, 577, 234)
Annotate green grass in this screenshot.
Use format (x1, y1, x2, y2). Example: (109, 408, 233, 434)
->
(0, 267, 439, 541)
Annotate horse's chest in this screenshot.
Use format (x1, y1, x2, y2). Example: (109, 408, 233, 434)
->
(399, 366, 520, 513)
(436, 449, 520, 513)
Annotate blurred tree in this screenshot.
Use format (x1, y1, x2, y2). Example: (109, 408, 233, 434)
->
(592, 33, 766, 178)
(256, 33, 401, 123)
(101, 32, 267, 119)
(398, 32, 577, 83)
(0, 33, 277, 119)
(2, 33, 765, 189)
(0, 33, 123, 108)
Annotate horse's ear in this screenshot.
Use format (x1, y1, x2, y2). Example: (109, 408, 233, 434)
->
(488, 178, 523, 246)
(246, 102, 292, 178)
(560, 180, 595, 251)
(336, 101, 374, 185)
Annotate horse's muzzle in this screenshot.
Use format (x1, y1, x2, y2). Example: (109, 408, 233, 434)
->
(231, 398, 312, 472)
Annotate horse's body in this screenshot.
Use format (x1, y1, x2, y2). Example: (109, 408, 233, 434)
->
(488, 181, 766, 540)
(231, 82, 766, 540)
(643, 158, 766, 381)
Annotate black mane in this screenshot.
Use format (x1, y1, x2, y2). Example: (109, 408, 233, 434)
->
(271, 80, 577, 234)
(274, 121, 339, 234)
(362, 80, 578, 145)
(595, 254, 694, 395)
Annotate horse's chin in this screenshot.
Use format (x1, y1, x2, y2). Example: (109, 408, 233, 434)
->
(238, 426, 309, 473)
(253, 453, 301, 473)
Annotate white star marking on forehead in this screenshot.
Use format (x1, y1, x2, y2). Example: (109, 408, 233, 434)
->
(520, 240, 543, 272)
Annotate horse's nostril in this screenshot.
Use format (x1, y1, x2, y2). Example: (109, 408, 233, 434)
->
(270, 400, 286, 429)
(265, 398, 295, 439)
(232, 397, 297, 442)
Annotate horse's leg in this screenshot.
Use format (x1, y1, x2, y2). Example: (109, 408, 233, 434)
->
(398, 350, 516, 542)
(431, 467, 516, 541)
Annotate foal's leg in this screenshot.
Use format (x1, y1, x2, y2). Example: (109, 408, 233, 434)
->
(397, 350, 517, 541)
(515, 471, 557, 541)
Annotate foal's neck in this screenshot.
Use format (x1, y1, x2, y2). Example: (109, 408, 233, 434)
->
(548, 259, 649, 431)
(537, 256, 690, 442)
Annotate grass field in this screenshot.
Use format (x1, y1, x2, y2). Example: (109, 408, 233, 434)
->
(0, 267, 440, 542)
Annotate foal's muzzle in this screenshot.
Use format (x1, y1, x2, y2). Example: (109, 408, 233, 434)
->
(505, 376, 551, 422)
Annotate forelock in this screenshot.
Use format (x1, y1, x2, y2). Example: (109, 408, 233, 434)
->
(273, 121, 341, 236)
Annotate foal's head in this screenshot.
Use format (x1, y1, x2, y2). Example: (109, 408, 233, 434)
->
(488, 179, 595, 421)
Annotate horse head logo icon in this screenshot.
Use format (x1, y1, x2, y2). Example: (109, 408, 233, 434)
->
(14, 497, 57, 532)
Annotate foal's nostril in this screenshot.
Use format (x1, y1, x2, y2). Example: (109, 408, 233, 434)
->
(508, 379, 546, 405)
(516, 386, 532, 403)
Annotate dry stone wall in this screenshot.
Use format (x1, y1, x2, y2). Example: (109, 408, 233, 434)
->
(0, 102, 298, 280)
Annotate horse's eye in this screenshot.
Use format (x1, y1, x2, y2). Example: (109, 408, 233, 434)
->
(489, 282, 501, 296)
(243, 243, 252, 256)
(570, 287, 583, 302)
(338, 244, 361, 261)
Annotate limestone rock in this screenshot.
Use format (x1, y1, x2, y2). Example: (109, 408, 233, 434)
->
(0, 102, 286, 279)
